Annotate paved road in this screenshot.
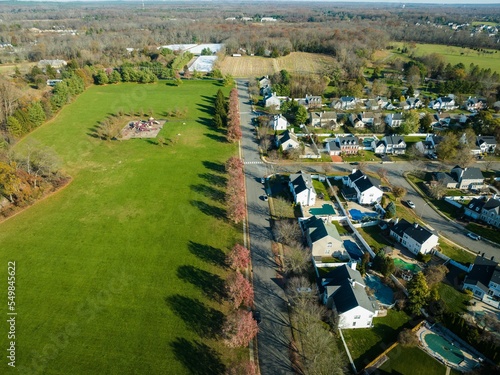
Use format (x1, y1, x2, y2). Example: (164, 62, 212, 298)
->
(237, 80, 294, 375)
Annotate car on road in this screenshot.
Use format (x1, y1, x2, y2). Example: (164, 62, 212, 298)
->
(467, 232, 481, 241)
(263, 194, 268, 202)
(407, 200, 416, 209)
(261, 177, 265, 184)
(253, 310, 262, 324)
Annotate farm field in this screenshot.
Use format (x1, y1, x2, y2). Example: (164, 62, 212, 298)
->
(0, 81, 240, 374)
(390, 42, 500, 73)
(218, 52, 335, 77)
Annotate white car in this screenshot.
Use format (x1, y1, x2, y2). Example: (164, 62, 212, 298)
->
(261, 177, 265, 184)
(467, 233, 481, 241)
(263, 195, 268, 202)
(407, 200, 416, 209)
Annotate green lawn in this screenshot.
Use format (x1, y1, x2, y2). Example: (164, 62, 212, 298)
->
(437, 283, 471, 314)
(437, 240, 476, 265)
(342, 309, 411, 370)
(391, 42, 500, 73)
(466, 222, 500, 245)
(379, 345, 458, 375)
(0, 81, 241, 374)
(358, 226, 392, 252)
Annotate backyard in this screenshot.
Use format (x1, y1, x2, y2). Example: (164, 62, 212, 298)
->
(0, 81, 240, 374)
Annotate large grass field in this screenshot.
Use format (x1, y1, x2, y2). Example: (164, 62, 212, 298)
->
(0, 81, 241, 374)
(390, 42, 500, 73)
(218, 52, 336, 77)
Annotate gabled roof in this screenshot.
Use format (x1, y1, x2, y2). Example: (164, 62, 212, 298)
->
(482, 197, 500, 213)
(451, 166, 484, 181)
(465, 256, 500, 292)
(327, 140, 341, 151)
(303, 215, 341, 244)
(338, 135, 359, 146)
(348, 169, 364, 183)
(435, 172, 457, 185)
(382, 135, 405, 147)
(354, 175, 377, 193)
(477, 135, 497, 146)
(290, 172, 315, 196)
(467, 198, 486, 213)
(340, 96, 355, 102)
(278, 130, 298, 145)
(392, 219, 435, 244)
(322, 265, 376, 314)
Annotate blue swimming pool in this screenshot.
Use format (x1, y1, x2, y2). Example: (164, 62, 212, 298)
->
(349, 209, 379, 221)
(364, 274, 394, 306)
(343, 240, 363, 260)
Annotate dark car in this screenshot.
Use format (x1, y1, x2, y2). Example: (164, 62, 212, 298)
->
(253, 310, 262, 324)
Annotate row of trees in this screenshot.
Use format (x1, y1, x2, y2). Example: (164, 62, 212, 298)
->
(226, 88, 242, 143)
(225, 156, 246, 224)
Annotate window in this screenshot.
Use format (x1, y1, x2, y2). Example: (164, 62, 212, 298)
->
(354, 315, 361, 319)
(327, 242, 332, 248)
(352, 322, 356, 327)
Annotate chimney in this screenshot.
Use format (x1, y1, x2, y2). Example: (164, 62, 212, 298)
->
(350, 279, 356, 288)
(348, 261, 357, 271)
(482, 252, 485, 257)
(414, 223, 418, 228)
(352, 168, 357, 174)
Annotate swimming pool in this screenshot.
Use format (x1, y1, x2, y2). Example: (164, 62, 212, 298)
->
(364, 274, 394, 306)
(343, 240, 363, 260)
(349, 209, 379, 221)
(394, 258, 421, 273)
(424, 333, 464, 365)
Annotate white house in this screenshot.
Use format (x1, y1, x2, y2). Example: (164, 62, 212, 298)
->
(309, 111, 338, 128)
(415, 134, 443, 155)
(332, 96, 357, 110)
(385, 113, 404, 128)
(464, 198, 486, 220)
(301, 215, 347, 260)
(269, 114, 288, 131)
(345, 170, 383, 205)
(321, 263, 377, 329)
(476, 135, 497, 154)
(479, 197, 500, 228)
(463, 256, 500, 308)
(430, 96, 457, 111)
(390, 219, 438, 255)
(264, 92, 281, 109)
(464, 97, 487, 112)
(289, 171, 316, 207)
(372, 135, 406, 155)
(276, 130, 300, 151)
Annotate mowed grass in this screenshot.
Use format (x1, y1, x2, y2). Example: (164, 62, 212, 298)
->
(0, 81, 241, 374)
(218, 52, 336, 77)
(391, 42, 500, 73)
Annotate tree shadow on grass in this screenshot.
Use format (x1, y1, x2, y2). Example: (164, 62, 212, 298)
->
(204, 133, 227, 143)
(171, 337, 225, 375)
(188, 241, 227, 268)
(190, 184, 225, 203)
(191, 200, 226, 220)
(166, 294, 224, 338)
(199, 172, 227, 187)
(177, 265, 226, 302)
(202, 161, 225, 174)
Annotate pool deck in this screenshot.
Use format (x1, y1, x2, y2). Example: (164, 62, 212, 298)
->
(417, 322, 481, 372)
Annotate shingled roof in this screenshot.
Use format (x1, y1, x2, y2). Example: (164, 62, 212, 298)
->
(392, 219, 434, 244)
(465, 256, 500, 293)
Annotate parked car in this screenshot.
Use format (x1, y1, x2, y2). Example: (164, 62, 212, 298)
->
(407, 200, 416, 209)
(467, 232, 481, 241)
(263, 194, 268, 202)
(261, 177, 265, 184)
(253, 310, 262, 324)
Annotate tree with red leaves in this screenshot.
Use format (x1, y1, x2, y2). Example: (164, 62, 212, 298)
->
(225, 156, 246, 223)
(227, 244, 250, 270)
(226, 272, 254, 309)
(223, 310, 258, 348)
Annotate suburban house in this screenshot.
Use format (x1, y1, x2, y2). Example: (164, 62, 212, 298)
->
(365, 99, 380, 111)
(390, 219, 439, 255)
(430, 96, 457, 111)
(479, 197, 500, 228)
(464, 97, 487, 112)
(463, 256, 500, 308)
(336, 135, 360, 155)
(372, 135, 406, 155)
(464, 198, 486, 220)
(289, 171, 316, 206)
(332, 96, 357, 110)
(276, 130, 300, 150)
(476, 135, 497, 154)
(451, 166, 484, 190)
(348, 113, 366, 128)
(305, 94, 322, 109)
(258, 75, 270, 88)
(309, 111, 338, 128)
(345, 169, 383, 205)
(325, 139, 342, 156)
(321, 263, 378, 329)
(385, 113, 404, 128)
(264, 92, 281, 109)
(269, 114, 288, 131)
(415, 134, 443, 155)
(301, 215, 347, 260)
(402, 97, 422, 110)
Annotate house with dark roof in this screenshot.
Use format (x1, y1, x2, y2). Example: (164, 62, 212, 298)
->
(345, 170, 383, 205)
(325, 139, 342, 156)
(276, 130, 300, 151)
(385, 113, 403, 128)
(336, 135, 359, 155)
(305, 94, 322, 109)
(301, 216, 348, 260)
(434, 172, 458, 188)
(321, 263, 378, 329)
(464, 97, 487, 112)
(372, 135, 406, 155)
(479, 197, 500, 228)
(390, 219, 438, 255)
(464, 197, 486, 220)
(476, 135, 497, 154)
(451, 166, 484, 190)
(289, 171, 316, 207)
(309, 111, 338, 129)
(463, 256, 500, 307)
(332, 96, 357, 110)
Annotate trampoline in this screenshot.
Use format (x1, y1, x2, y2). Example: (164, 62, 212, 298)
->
(424, 333, 464, 365)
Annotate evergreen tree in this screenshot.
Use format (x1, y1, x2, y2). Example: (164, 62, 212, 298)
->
(215, 89, 227, 122)
(213, 114, 224, 129)
(6, 116, 23, 137)
(407, 271, 430, 315)
(27, 102, 46, 129)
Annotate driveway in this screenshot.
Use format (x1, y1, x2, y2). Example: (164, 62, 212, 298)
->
(237, 80, 294, 375)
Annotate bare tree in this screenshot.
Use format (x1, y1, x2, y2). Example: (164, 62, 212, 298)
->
(392, 185, 407, 201)
(428, 182, 447, 200)
(424, 264, 449, 287)
(273, 196, 293, 219)
(273, 220, 302, 245)
(283, 243, 310, 276)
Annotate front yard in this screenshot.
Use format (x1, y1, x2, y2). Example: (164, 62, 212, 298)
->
(466, 222, 500, 244)
(437, 283, 471, 314)
(342, 309, 411, 370)
(437, 240, 476, 265)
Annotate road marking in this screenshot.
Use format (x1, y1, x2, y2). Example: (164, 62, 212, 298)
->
(244, 161, 264, 165)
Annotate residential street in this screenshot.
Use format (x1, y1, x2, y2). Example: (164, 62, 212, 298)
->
(237, 80, 294, 375)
